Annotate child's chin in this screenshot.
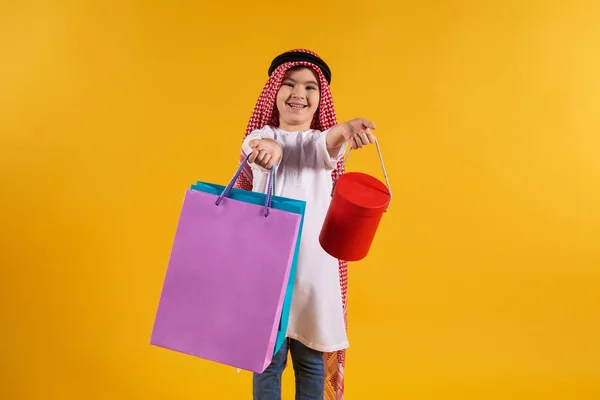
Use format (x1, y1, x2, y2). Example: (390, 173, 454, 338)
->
(284, 110, 314, 120)
(282, 117, 312, 127)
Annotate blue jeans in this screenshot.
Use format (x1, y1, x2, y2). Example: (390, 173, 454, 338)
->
(253, 338, 324, 400)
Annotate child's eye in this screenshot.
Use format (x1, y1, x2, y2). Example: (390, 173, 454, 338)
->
(307, 86, 317, 90)
(283, 82, 293, 87)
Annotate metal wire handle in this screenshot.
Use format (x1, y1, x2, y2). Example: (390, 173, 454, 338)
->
(332, 138, 392, 211)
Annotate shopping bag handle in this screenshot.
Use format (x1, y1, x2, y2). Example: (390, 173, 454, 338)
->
(215, 153, 275, 217)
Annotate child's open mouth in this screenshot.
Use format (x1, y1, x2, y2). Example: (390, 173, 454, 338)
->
(287, 103, 307, 110)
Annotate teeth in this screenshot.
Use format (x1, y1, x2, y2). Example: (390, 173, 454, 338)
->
(288, 104, 305, 109)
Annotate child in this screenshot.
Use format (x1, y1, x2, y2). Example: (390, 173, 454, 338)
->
(235, 49, 376, 400)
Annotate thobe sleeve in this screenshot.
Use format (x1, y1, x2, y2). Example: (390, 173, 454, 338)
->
(316, 128, 348, 170)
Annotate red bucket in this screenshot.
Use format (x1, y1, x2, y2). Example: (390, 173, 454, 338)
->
(319, 140, 392, 262)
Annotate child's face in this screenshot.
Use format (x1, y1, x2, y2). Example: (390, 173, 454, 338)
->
(276, 67, 320, 131)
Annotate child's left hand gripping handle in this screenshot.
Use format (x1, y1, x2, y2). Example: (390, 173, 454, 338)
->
(247, 138, 283, 170)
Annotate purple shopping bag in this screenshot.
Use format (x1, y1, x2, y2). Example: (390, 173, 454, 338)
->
(150, 159, 301, 373)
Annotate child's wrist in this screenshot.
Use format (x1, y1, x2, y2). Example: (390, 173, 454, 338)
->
(325, 125, 347, 150)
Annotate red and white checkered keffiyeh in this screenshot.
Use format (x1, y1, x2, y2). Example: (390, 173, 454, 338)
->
(234, 49, 348, 400)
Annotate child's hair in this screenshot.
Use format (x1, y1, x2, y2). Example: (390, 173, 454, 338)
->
(235, 49, 348, 398)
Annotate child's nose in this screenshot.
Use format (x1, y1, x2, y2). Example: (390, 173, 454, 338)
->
(291, 87, 305, 98)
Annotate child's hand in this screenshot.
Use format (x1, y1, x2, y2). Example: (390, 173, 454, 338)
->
(326, 118, 377, 154)
(341, 118, 377, 149)
(248, 138, 282, 170)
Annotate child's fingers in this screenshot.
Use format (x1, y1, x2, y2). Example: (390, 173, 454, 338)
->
(249, 149, 262, 164)
(265, 157, 274, 170)
(361, 118, 376, 130)
(358, 131, 369, 146)
(256, 150, 267, 164)
(261, 153, 272, 168)
(367, 130, 376, 143)
(248, 139, 261, 148)
(248, 150, 258, 164)
(351, 130, 376, 149)
(348, 137, 355, 149)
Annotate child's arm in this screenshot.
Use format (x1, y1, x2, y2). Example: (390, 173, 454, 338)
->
(326, 118, 377, 157)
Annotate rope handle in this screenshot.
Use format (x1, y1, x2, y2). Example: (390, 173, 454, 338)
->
(332, 138, 392, 211)
(216, 153, 275, 217)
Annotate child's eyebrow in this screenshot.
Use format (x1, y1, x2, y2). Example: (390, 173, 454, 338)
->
(283, 77, 319, 86)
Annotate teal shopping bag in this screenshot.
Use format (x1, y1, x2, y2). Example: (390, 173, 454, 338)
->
(190, 165, 305, 357)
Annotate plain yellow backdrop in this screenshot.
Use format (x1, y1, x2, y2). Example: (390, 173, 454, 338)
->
(1, 1, 599, 399)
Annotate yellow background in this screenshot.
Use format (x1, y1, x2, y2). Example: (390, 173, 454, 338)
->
(1, 1, 599, 399)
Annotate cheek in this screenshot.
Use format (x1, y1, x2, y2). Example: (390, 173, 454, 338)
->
(309, 93, 320, 107)
(276, 91, 285, 105)
(276, 88, 289, 103)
